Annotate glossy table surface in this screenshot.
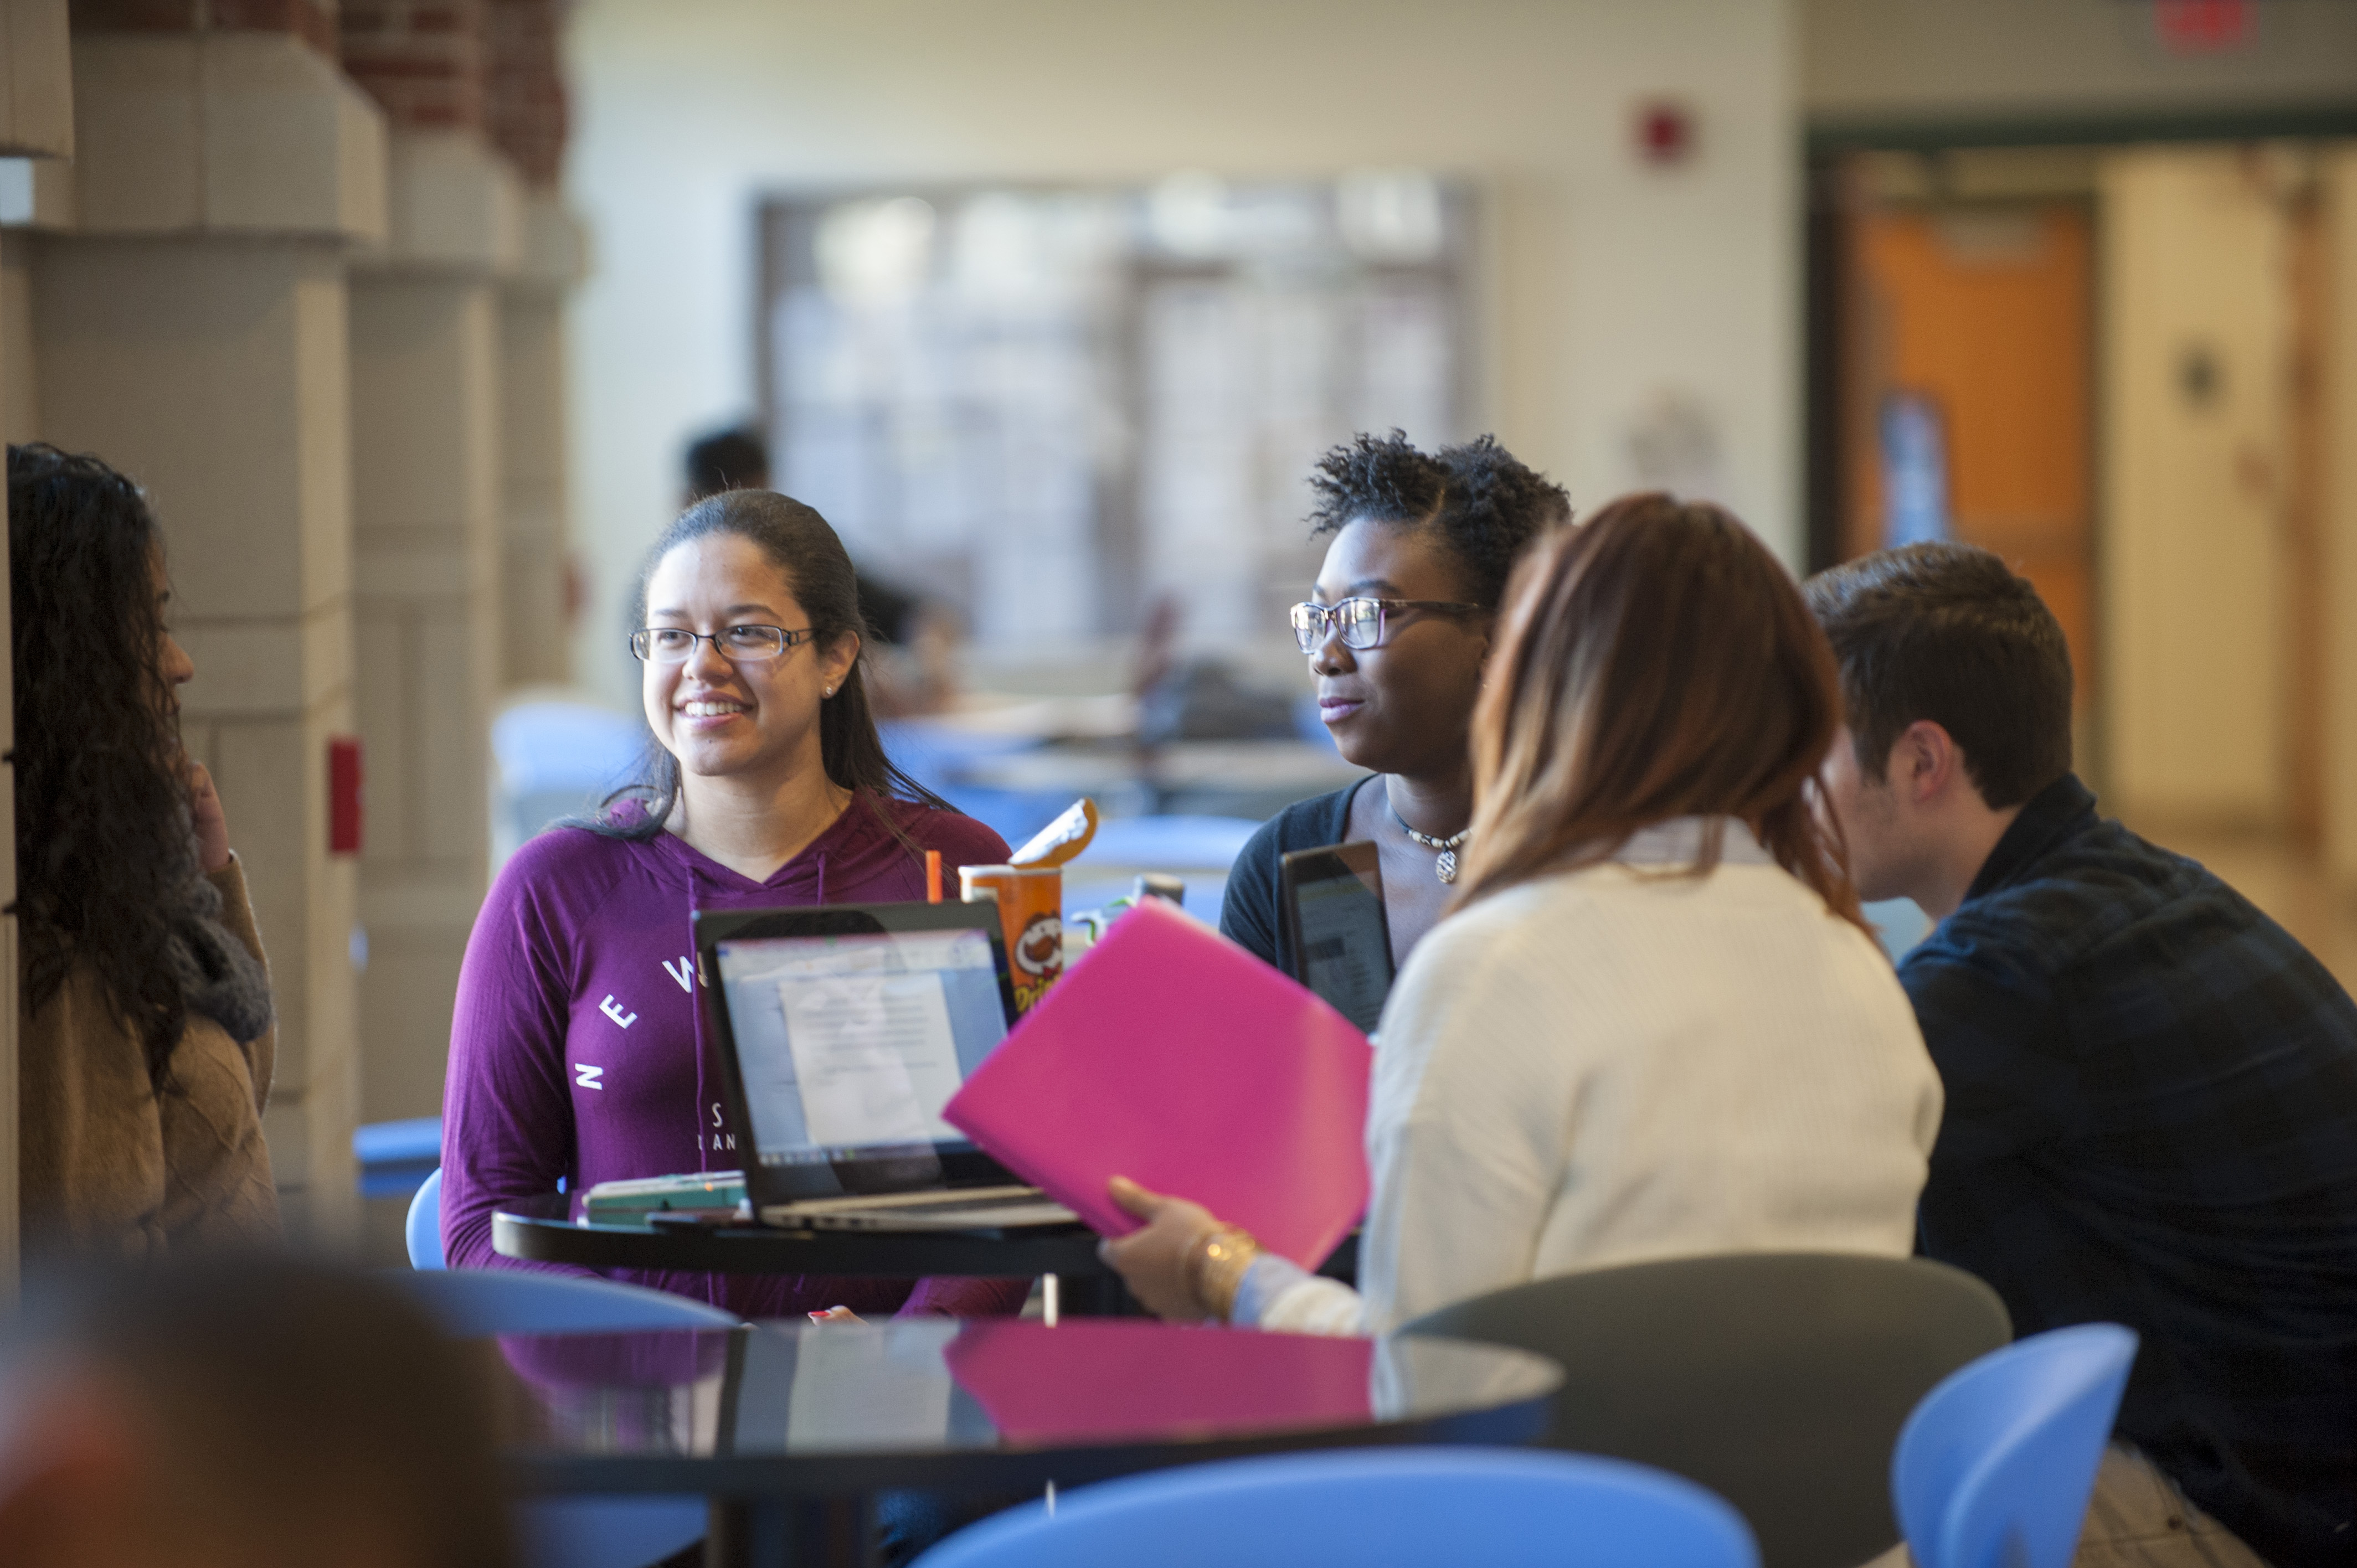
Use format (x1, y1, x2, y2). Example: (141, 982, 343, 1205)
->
(488, 1316, 1560, 1498)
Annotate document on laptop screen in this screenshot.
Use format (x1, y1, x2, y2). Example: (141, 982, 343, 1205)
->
(717, 929, 1008, 1163)
(777, 968, 961, 1147)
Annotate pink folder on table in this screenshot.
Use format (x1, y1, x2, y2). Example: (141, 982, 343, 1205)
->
(941, 898, 1372, 1268)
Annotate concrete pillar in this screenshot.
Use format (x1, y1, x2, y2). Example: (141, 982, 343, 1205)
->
(486, 0, 581, 689)
(499, 193, 586, 689)
(28, 19, 385, 1247)
(342, 1, 523, 1125)
(0, 0, 74, 1301)
(2323, 147, 2357, 891)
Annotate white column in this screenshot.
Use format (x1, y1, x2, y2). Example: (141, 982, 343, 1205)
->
(351, 128, 520, 1127)
(499, 190, 588, 690)
(0, 0, 75, 1297)
(29, 28, 385, 1246)
(2323, 147, 2357, 890)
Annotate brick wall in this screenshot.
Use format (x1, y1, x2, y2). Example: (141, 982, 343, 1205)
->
(486, 0, 565, 188)
(340, 0, 488, 133)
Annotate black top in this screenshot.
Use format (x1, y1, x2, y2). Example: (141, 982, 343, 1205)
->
(1900, 773, 2357, 1568)
(1219, 777, 1372, 975)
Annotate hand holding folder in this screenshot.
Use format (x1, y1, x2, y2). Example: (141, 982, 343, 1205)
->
(941, 898, 1372, 1268)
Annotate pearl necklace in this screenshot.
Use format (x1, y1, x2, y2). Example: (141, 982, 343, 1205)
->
(1390, 804, 1471, 884)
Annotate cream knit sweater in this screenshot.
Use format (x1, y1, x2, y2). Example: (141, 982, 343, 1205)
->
(1257, 819, 1942, 1335)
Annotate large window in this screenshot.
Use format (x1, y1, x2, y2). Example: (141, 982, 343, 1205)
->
(758, 175, 1472, 656)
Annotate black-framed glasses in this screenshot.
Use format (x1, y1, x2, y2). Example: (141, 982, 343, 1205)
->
(1288, 597, 1484, 653)
(630, 625, 816, 663)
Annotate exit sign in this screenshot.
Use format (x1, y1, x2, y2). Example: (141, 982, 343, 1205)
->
(2153, 0, 2255, 53)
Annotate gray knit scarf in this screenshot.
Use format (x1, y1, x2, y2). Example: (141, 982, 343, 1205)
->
(164, 849, 274, 1046)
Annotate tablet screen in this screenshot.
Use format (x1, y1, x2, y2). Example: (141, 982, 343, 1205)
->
(1282, 842, 1394, 1034)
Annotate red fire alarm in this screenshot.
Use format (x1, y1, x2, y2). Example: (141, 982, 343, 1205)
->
(1635, 99, 1696, 167)
(328, 736, 364, 855)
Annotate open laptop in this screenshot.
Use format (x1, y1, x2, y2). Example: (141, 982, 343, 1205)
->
(693, 901, 1075, 1231)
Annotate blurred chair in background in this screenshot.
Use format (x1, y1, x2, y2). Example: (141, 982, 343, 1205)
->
(909, 1447, 1760, 1568)
(0, 1254, 512, 1568)
(490, 697, 646, 868)
(1401, 1252, 2013, 1568)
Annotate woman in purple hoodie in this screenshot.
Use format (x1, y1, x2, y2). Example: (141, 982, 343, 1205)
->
(441, 489, 1026, 1319)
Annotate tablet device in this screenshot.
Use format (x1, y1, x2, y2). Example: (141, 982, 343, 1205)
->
(1278, 840, 1394, 1034)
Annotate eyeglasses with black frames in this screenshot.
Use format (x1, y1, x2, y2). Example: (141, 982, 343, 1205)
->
(630, 625, 817, 663)
(1288, 597, 1485, 654)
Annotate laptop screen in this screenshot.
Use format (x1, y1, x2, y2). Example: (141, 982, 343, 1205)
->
(712, 927, 1011, 1169)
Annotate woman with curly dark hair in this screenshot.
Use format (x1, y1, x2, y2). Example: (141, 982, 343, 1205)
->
(10, 443, 278, 1256)
(1220, 431, 1569, 975)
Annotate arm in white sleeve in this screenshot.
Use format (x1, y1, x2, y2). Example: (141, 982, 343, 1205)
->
(1352, 905, 1571, 1334)
(1233, 1252, 1365, 1335)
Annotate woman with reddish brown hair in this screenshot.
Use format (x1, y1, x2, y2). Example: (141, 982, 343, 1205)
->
(1104, 494, 1943, 1334)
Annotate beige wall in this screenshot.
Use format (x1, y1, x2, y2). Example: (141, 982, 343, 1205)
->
(2100, 147, 2294, 828)
(561, 0, 1801, 703)
(1806, 0, 2357, 125)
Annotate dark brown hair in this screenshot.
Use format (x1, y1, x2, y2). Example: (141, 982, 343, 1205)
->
(1802, 543, 2072, 809)
(8, 443, 194, 1087)
(1455, 493, 1864, 930)
(586, 489, 951, 850)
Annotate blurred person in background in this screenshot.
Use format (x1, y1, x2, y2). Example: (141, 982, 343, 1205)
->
(682, 424, 953, 713)
(0, 1254, 512, 1568)
(1110, 496, 1939, 1335)
(441, 489, 1026, 1321)
(1220, 432, 1569, 976)
(8, 445, 278, 1258)
(1809, 544, 2357, 1568)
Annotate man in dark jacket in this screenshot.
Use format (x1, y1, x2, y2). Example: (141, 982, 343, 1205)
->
(1808, 544, 2357, 1568)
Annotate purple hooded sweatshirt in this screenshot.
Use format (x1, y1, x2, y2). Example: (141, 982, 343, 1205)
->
(441, 792, 1030, 1320)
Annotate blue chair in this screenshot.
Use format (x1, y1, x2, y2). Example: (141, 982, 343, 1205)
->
(1891, 1324, 2139, 1568)
(399, 1177, 739, 1568)
(356, 1115, 442, 1199)
(911, 1447, 1759, 1568)
(405, 1166, 446, 1269)
(490, 698, 646, 865)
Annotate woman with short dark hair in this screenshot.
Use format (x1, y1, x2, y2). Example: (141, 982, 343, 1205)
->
(1109, 494, 1942, 1333)
(10, 443, 279, 1256)
(1221, 432, 1569, 974)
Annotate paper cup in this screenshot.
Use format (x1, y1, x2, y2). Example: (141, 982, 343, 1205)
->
(960, 864, 1064, 1012)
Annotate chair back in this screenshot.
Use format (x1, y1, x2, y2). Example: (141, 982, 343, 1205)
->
(406, 1167, 447, 1270)
(1891, 1323, 2137, 1568)
(1400, 1252, 2011, 1568)
(911, 1447, 1758, 1568)
(393, 1267, 738, 1338)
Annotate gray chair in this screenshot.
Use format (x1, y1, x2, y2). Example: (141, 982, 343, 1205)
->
(1400, 1252, 2010, 1568)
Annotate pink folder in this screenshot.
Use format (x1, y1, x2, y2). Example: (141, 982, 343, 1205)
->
(941, 898, 1372, 1268)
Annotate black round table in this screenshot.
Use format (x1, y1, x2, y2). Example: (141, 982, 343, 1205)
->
(492, 1204, 1360, 1318)
(486, 1316, 1558, 1568)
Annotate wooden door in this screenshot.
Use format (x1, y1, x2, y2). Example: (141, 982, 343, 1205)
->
(1844, 204, 2097, 731)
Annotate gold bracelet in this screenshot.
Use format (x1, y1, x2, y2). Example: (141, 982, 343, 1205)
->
(1186, 1225, 1261, 1322)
